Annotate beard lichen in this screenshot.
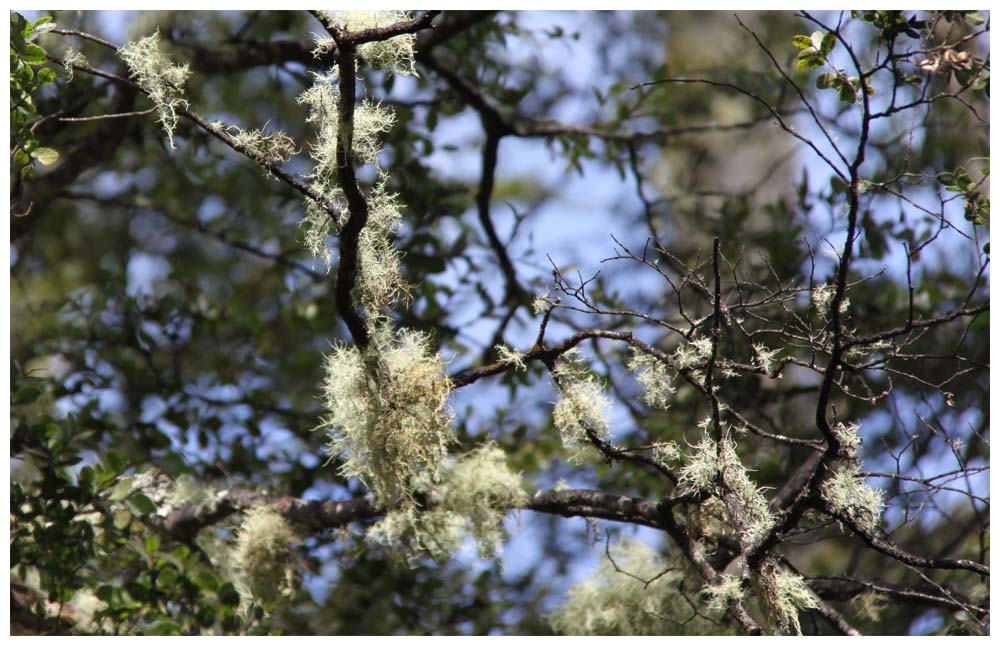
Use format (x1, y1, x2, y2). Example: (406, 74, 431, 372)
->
(366, 442, 526, 562)
(233, 505, 302, 605)
(753, 559, 818, 635)
(117, 31, 191, 149)
(820, 461, 884, 533)
(551, 351, 612, 463)
(356, 180, 408, 316)
(678, 430, 773, 545)
(297, 71, 398, 271)
(627, 349, 675, 410)
(312, 11, 418, 76)
(321, 326, 454, 509)
(548, 538, 724, 635)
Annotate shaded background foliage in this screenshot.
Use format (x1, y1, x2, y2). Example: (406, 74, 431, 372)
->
(10, 9, 989, 635)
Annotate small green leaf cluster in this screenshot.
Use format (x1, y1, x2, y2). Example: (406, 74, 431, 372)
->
(10, 13, 61, 179)
(792, 30, 872, 103)
(853, 10, 926, 42)
(11, 363, 257, 635)
(792, 30, 835, 73)
(938, 163, 990, 227)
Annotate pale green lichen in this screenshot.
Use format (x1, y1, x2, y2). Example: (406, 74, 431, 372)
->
(438, 442, 526, 558)
(532, 290, 554, 315)
(227, 124, 297, 165)
(651, 441, 681, 466)
(678, 431, 773, 545)
(811, 283, 849, 316)
(166, 473, 218, 514)
(673, 336, 713, 370)
(754, 560, 818, 635)
(297, 77, 397, 269)
(118, 31, 191, 148)
(299, 80, 395, 176)
(752, 343, 780, 374)
(627, 349, 675, 410)
(548, 539, 722, 635)
(368, 442, 525, 562)
(357, 179, 408, 316)
(313, 10, 418, 76)
(551, 351, 612, 462)
(820, 461, 884, 533)
(703, 574, 744, 613)
(321, 325, 454, 508)
(61, 49, 87, 81)
(233, 505, 302, 604)
(832, 421, 862, 457)
(496, 344, 527, 371)
(367, 506, 465, 564)
(852, 590, 888, 622)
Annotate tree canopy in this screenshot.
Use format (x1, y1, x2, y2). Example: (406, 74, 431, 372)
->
(10, 9, 989, 636)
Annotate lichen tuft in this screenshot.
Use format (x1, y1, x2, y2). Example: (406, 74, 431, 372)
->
(233, 506, 302, 604)
(118, 31, 191, 148)
(321, 325, 454, 508)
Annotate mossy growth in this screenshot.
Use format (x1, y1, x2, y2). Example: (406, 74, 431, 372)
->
(312, 10, 418, 76)
(753, 559, 818, 635)
(233, 506, 302, 605)
(548, 538, 726, 635)
(321, 325, 454, 509)
(297, 73, 397, 272)
(551, 350, 612, 463)
(366, 442, 526, 562)
(118, 31, 190, 148)
(820, 460, 884, 533)
(627, 348, 675, 410)
(226, 124, 297, 165)
(678, 430, 773, 545)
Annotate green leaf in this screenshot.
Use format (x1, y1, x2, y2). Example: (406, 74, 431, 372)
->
(217, 581, 240, 607)
(791, 35, 812, 49)
(145, 534, 161, 554)
(13, 384, 43, 404)
(965, 12, 985, 25)
(820, 32, 837, 56)
(836, 78, 857, 102)
(816, 72, 838, 90)
(37, 67, 56, 85)
(22, 44, 47, 66)
(30, 147, 59, 165)
(158, 566, 178, 588)
(127, 492, 157, 516)
(809, 31, 825, 51)
(96, 584, 115, 602)
(108, 477, 134, 502)
(113, 508, 133, 529)
(796, 48, 825, 72)
(106, 451, 125, 474)
(10, 14, 29, 54)
(193, 571, 220, 591)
